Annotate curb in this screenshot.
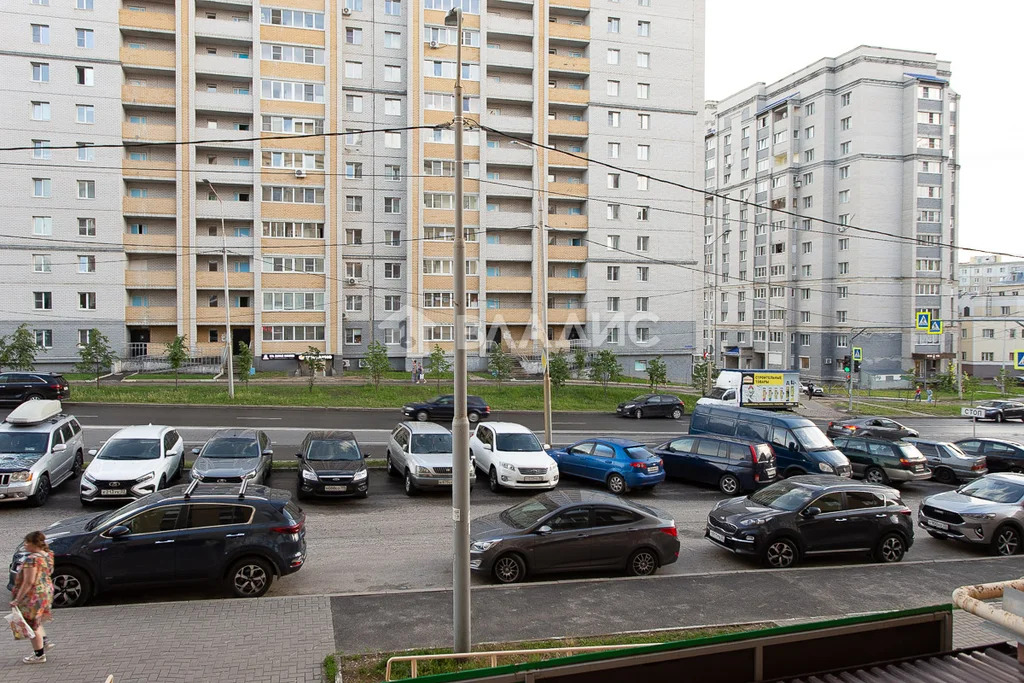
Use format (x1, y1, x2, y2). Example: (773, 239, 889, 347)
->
(61, 401, 615, 415)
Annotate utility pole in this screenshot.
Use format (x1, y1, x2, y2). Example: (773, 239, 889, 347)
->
(444, 7, 470, 656)
(204, 179, 235, 399)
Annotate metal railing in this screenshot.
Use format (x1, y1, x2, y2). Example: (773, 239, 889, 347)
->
(952, 578, 1024, 650)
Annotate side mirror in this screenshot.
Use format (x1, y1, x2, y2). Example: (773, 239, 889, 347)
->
(788, 442, 800, 452)
(87, 449, 98, 457)
(192, 447, 201, 455)
(263, 449, 274, 456)
(801, 506, 821, 518)
(51, 443, 67, 453)
(164, 449, 175, 457)
(295, 452, 304, 459)
(107, 525, 130, 538)
(535, 525, 553, 536)
(543, 444, 551, 451)
(362, 452, 370, 459)
(483, 443, 492, 451)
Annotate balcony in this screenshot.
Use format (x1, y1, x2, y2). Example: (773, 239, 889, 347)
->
(195, 271, 255, 289)
(548, 149, 588, 168)
(123, 122, 176, 142)
(120, 47, 175, 70)
(193, 17, 253, 42)
(487, 114, 534, 135)
(486, 275, 533, 292)
(548, 276, 586, 292)
(487, 16, 534, 37)
(195, 199, 254, 220)
(549, 55, 589, 74)
(194, 234, 255, 254)
(125, 306, 177, 325)
(485, 182, 534, 200)
(194, 127, 255, 148)
(547, 245, 587, 261)
(194, 91, 253, 114)
(547, 214, 587, 229)
(486, 145, 534, 166)
(485, 308, 532, 324)
(197, 307, 255, 324)
(487, 82, 534, 102)
(123, 158, 175, 180)
(119, 8, 175, 33)
(548, 181, 588, 198)
(550, 0, 591, 7)
(486, 47, 534, 72)
(482, 211, 534, 229)
(193, 163, 256, 186)
(548, 119, 588, 137)
(548, 22, 590, 42)
(548, 87, 589, 106)
(124, 233, 176, 252)
(194, 54, 253, 78)
(123, 197, 175, 217)
(125, 270, 177, 288)
(122, 85, 175, 108)
(546, 308, 587, 324)
(489, 244, 534, 261)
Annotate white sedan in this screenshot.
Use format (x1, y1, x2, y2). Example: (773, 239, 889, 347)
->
(470, 422, 558, 492)
(81, 425, 185, 504)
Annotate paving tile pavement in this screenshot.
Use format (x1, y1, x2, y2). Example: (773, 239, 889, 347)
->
(0, 596, 334, 683)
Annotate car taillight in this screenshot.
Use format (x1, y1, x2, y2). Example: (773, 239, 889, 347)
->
(48, 384, 60, 389)
(842, 425, 857, 431)
(828, 422, 834, 429)
(973, 459, 986, 471)
(659, 526, 678, 537)
(272, 515, 304, 534)
(630, 462, 646, 469)
(899, 458, 912, 466)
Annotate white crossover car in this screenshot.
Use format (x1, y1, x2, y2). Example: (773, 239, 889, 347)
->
(80, 424, 185, 504)
(470, 422, 558, 492)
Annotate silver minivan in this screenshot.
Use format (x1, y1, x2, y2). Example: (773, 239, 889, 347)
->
(0, 400, 85, 506)
(386, 421, 475, 496)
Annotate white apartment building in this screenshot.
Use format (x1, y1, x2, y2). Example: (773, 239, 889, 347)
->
(959, 255, 1024, 295)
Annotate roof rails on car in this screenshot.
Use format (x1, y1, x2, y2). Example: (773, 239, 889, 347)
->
(238, 477, 249, 500)
(183, 478, 201, 499)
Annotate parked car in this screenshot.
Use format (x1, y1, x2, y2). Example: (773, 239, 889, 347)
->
(825, 418, 919, 441)
(616, 394, 685, 420)
(470, 422, 558, 492)
(81, 425, 184, 504)
(0, 400, 84, 507)
(469, 489, 679, 583)
(547, 438, 664, 494)
(653, 434, 776, 495)
(0, 373, 70, 405)
(970, 400, 1024, 423)
(295, 431, 368, 500)
(955, 439, 1024, 474)
(7, 480, 306, 607)
(918, 473, 1024, 556)
(800, 383, 825, 397)
(904, 438, 987, 485)
(689, 403, 852, 479)
(190, 429, 273, 484)
(386, 421, 475, 495)
(831, 437, 931, 486)
(401, 395, 491, 424)
(706, 475, 913, 568)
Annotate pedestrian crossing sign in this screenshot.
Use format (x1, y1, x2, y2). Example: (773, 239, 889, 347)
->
(1015, 350, 1024, 371)
(927, 319, 943, 335)
(852, 347, 862, 362)
(916, 311, 931, 330)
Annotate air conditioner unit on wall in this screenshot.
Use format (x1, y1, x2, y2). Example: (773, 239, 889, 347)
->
(429, 40, 439, 48)
(825, 358, 833, 364)
(342, 7, 351, 15)
(294, 169, 306, 178)
(347, 277, 357, 285)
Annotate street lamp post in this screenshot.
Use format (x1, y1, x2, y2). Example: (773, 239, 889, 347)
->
(444, 6, 471, 655)
(203, 179, 235, 399)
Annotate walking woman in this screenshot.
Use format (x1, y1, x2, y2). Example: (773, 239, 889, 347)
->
(9, 531, 54, 664)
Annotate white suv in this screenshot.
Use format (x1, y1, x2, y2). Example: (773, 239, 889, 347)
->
(81, 425, 184, 504)
(386, 421, 475, 496)
(470, 422, 558, 492)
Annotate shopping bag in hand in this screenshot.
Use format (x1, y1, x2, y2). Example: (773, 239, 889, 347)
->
(5, 606, 35, 640)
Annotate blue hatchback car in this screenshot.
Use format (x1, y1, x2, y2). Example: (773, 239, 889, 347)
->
(547, 438, 665, 494)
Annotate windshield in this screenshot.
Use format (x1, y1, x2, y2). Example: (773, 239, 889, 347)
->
(942, 443, 970, 458)
(97, 438, 160, 461)
(411, 433, 452, 454)
(86, 497, 149, 530)
(630, 395, 653, 403)
(308, 439, 361, 461)
(961, 478, 1024, 504)
(792, 426, 834, 451)
(0, 433, 48, 454)
(500, 496, 560, 529)
(748, 480, 816, 511)
(202, 438, 260, 459)
(979, 401, 1005, 408)
(625, 446, 656, 461)
(705, 387, 730, 399)
(496, 433, 542, 452)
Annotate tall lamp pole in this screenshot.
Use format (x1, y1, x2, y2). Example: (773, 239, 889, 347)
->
(444, 6, 471, 655)
(203, 179, 235, 399)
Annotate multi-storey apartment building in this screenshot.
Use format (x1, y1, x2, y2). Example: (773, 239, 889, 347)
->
(959, 282, 1024, 379)
(702, 46, 959, 384)
(959, 255, 1024, 295)
(2, 0, 704, 379)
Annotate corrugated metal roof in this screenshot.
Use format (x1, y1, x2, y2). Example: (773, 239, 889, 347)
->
(906, 72, 949, 84)
(756, 92, 800, 116)
(783, 646, 1024, 682)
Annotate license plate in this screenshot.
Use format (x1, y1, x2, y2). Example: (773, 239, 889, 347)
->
(523, 476, 546, 482)
(708, 529, 726, 543)
(102, 489, 127, 496)
(927, 519, 949, 530)
(438, 479, 453, 485)
(647, 466, 660, 474)
(324, 485, 347, 492)
(914, 465, 925, 472)
(765, 468, 776, 478)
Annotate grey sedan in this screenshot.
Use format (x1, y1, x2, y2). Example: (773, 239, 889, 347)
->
(469, 490, 679, 583)
(918, 473, 1024, 556)
(905, 438, 987, 485)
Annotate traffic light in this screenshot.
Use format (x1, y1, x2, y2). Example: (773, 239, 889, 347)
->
(846, 373, 852, 381)
(853, 359, 861, 373)
(841, 356, 851, 373)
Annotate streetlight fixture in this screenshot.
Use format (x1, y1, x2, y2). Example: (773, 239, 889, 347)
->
(444, 5, 471, 655)
(203, 178, 235, 399)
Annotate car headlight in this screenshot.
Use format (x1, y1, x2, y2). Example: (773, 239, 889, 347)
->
(352, 469, 368, 482)
(740, 518, 768, 527)
(501, 462, 516, 471)
(471, 539, 500, 552)
(301, 468, 318, 482)
(84, 472, 97, 484)
(416, 466, 431, 476)
(962, 512, 997, 520)
(190, 468, 203, 480)
(548, 463, 558, 472)
(624, 404, 635, 409)
(134, 472, 155, 484)
(243, 471, 258, 480)
(10, 471, 33, 483)
(818, 462, 835, 473)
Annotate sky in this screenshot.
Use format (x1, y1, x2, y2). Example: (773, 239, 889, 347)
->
(705, 0, 1023, 262)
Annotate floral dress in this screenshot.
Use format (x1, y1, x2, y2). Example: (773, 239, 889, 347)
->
(16, 551, 54, 629)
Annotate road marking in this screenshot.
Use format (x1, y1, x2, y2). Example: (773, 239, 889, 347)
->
(238, 417, 282, 420)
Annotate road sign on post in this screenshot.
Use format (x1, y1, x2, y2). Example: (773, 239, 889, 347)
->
(852, 347, 862, 362)
(916, 311, 931, 330)
(962, 406, 986, 437)
(1015, 350, 1024, 371)
(928, 320, 943, 335)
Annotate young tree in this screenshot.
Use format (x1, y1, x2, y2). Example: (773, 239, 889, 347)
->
(165, 334, 189, 389)
(304, 346, 326, 392)
(692, 358, 717, 393)
(236, 341, 254, 386)
(962, 372, 982, 403)
(7, 324, 39, 372)
(997, 366, 1014, 396)
(75, 329, 117, 387)
(572, 347, 588, 380)
(488, 344, 514, 388)
(548, 352, 570, 389)
(0, 335, 10, 373)
(429, 344, 451, 389)
(364, 340, 391, 389)
(646, 356, 668, 392)
(589, 349, 621, 395)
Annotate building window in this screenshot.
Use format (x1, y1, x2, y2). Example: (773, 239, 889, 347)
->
(606, 80, 620, 96)
(606, 266, 619, 281)
(840, 116, 851, 131)
(34, 330, 53, 349)
(607, 17, 620, 33)
(606, 327, 620, 344)
(836, 311, 848, 323)
(345, 229, 362, 245)
(636, 83, 650, 99)
(636, 236, 649, 252)
(606, 48, 619, 65)
(637, 145, 650, 161)
(76, 28, 94, 48)
(384, 65, 402, 82)
(31, 62, 50, 82)
(608, 142, 620, 158)
(383, 197, 402, 214)
(33, 254, 51, 273)
(34, 292, 52, 310)
(606, 297, 619, 312)
(77, 105, 95, 124)
(31, 24, 50, 44)
(77, 180, 96, 199)
(345, 27, 363, 44)
(637, 266, 649, 282)
(345, 295, 363, 312)
(78, 218, 96, 236)
(384, 263, 401, 279)
(607, 111, 620, 127)
(637, 20, 650, 36)
(78, 255, 96, 273)
(78, 292, 96, 310)
(76, 66, 94, 86)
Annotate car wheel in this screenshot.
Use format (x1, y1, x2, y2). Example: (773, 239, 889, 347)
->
(228, 557, 274, 598)
(416, 411, 429, 422)
(991, 525, 1022, 556)
(635, 409, 643, 419)
(762, 538, 799, 568)
(874, 533, 907, 563)
(718, 473, 741, 496)
(296, 484, 308, 501)
(627, 548, 659, 577)
(997, 413, 1005, 423)
(174, 456, 184, 482)
(489, 467, 501, 493)
(492, 553, 526, 584)
(932, 467, 957, 485)
(28, 474, 50, 507)
(386, 452, 397, 477)
(404, 471, 417, 496)
(25, 393, 43, 401)
(468, 412, 480, 424)
(52, 566, 91, 608)
(864, 466, 888, 485)
(606, 473, 627, 494)
(72, 450, 84, 478)
(669, 407, 683, 420)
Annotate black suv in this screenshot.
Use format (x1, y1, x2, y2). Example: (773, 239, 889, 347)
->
(7, 480, 305, 607)
(706, 475, 913, 568)
(616, 394, 685, 419)
(0, 373, 70, 405)
(296, 430, 369, 499)
(402, 395, 491, 424)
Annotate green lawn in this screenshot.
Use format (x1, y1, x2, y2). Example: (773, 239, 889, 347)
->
(69, 382, 696, 413)
(128, 372, 217, 380)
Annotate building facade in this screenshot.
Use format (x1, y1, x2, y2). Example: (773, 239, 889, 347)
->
(959, 255, 1024, 295)
(1, 0, 704, 379)
(702, 46, 959, 384)
(959, 282, 1024, 379)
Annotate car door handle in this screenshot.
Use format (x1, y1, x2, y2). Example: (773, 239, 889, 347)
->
(92, 547, 107, 553)
(875, 513, 889, 518)
(225, 533, 245, 538)
(575, 533, 590, 538)
(834, 518, 848, 522)
(154, 540, 175, 544)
